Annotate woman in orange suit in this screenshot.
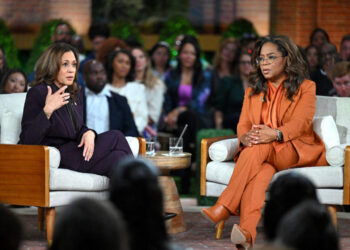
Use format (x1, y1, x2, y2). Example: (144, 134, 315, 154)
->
(202, 35, 327, 249)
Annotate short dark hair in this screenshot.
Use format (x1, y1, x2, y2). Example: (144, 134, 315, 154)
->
(88, 20, 110, 40)
(329, 61, 350, 81)
(0, 204, 22, 250)
(50, 198, 129, 250)
(149, 41, 171, 70)
(263, 172, 318, 241)
(310, 28, 330, 45)
(341, 34, 350, 47)
(277, 200, 339, 250)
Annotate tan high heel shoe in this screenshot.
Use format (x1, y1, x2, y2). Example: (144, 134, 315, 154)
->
(230, 224, 252, 250)
(201, 204, 230, 239)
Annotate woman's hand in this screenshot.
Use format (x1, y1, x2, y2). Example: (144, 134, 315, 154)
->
(78, 130, 95, 161)
(240, 130, 255, 147)
(43, 86, 70, 119)
(164, 109, 180, 130)
(249, 124, 278, 144)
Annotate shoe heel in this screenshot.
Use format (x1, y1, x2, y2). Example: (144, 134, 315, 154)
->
(231, 224, 251, 249)
(215, 220, 225, 239)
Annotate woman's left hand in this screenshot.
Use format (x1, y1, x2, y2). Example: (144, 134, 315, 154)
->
(78, 130, 95, 161)
(249, 124, 278, 144)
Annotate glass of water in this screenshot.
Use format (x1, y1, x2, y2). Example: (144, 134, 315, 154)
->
(146, 140, 155, 156)
(169, 137, 183, 156)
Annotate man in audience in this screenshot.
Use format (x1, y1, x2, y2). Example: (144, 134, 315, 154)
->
(329, 61, 350, 97)
(51, 22, 72, 44)
(83, 60, 138, 136)
(340, 34, 350, 61)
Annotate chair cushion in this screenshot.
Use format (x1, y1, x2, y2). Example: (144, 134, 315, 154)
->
(125, 136, 139, 157)
(49, 190, 109, 207)
(326, 144, 348, 167)
(206, 161, 343, 188)
(208, 138, 239, 162)
(48, 147, 61, 168)
(0, 111, 22, 144)
(50, 168, 109, 191)
(313, 115, 340, 150)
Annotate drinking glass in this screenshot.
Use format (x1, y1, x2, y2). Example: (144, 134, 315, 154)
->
(146, 140, 155, 156)
(169, 137, 183, 156)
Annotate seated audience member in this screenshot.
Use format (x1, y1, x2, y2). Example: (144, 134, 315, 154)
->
(107, 49, 148, 135)
(321, 42, 340, 74)
(305, 45, 321, 75)
(82, 60, 138, 136)
(131, 47, 166, 137)
(340, 34, 350, 61)
(51, 21, 72, 44)
(214, 52, 251, 131)
(19, 43, 133, 177)
(50, 198, 129, 250)
(240, 33, 258, 54)
(0, 69, 28, 94)
(71, 34, 86, 62)
(163, 35, 212, 193)
(96, 37, 128, 70)
(79, 20, 110, 73)
(276, 200, 339, 250)
(109, 158, 172, 250)
(0, 46, 8, 81)
(149, 41, 172, 81)
(328, 61, 350, 97)
(0, 204, 22, 250)
(309, 28, 330, 50)
(263, 172, 319, 242)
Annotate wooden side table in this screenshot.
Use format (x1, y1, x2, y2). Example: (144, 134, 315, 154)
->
(145, 151, 191, 234)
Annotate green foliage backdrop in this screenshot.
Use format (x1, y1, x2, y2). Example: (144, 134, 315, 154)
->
(0, 19, 20, 68)
(222, 18, 258, 40)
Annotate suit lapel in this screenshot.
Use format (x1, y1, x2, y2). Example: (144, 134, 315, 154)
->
(251, 92, 264, 124)
(278, 89, 293, 124)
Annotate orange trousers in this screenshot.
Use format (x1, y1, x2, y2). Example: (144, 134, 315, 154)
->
(217, 142, 300, 243)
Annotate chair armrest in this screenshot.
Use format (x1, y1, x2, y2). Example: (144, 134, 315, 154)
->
(200, 135, 237, 196)
(0, 144, 50, 207)
(343, 146, 350, 204)
(137, 137, 146, 156)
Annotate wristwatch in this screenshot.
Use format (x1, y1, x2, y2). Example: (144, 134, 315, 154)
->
(276, 129, 283, 142)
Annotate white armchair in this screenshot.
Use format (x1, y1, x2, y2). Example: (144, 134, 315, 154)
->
(200, 96, 350, 238)
(0, 93, 146, 242)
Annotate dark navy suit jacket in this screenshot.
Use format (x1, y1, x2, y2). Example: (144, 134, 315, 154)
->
(83, 89, 139, 137)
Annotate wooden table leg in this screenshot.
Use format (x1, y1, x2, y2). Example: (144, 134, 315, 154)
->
(158, 176, 186, 234)
(45, 207, 56, 244)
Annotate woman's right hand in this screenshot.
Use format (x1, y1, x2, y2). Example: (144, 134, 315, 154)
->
(43, 85, 70, 119)
(240, 131, 254, 147)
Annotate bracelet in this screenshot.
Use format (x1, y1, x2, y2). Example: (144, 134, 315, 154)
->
(275, 129, 283, 142)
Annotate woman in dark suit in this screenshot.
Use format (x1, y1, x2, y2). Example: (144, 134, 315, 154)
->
(19, 43, 133, 177)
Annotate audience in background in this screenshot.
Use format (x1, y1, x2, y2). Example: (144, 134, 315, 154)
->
(131, 47, 166, 137)
(328, 61, 350, 97)
(149, 41, 172, 81)
(96, 38, 128, 71)
(240, 33, 258, 54)
(0, 46, 8, 81)
(321, 42, 340, 74)
(0, 204, 22, 250)
(305, 45, 321, 75)
(310, 28, 330, 50)
(82, 60, 138, 136)
(163, 35, 212, 194)
(0, 68, 27, 94)
(340, 34, 350, 61)
(51, 21, 72, 44)
(71, 34, 86, 62)
(276, 200, 339, 250)
(214, 51, 251, 131)
(50, 198, 129, 250)
(107, 49, 148, 135)
(263, 172, 319, 242)
(110, 158, 172, 250)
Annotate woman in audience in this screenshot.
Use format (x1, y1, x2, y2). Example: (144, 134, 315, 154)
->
(107, 49, 148, 135)
(96, 37, 128, 71)
(211, 38, 240, 100)
(131, 47, 166, 137)
(149, 41, 172, 81)
(214, 52, 252, 131)
(305, 45, 321, 75)
(163, 35, 212, 194)
(110, 158, 172, 250)
(310, 28, 330, 50)
(19, 43, 133, 177)
(202, 35, 327, 249)
(263, 172, 318, 242)
(0, 68, 28, 94)
(50, 198, 129, 250)
(276, 200, 339, 250)
(0, 46, 8, 81)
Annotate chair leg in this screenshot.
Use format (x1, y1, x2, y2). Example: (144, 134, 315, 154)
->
(38, 207, 45, 231)
(328, 205, 337, 230)
(216, 220, 225, 239)
(45, 207, 56, 244)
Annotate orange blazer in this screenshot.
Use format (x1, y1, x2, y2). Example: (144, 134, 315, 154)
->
(235, 79, 326, 167)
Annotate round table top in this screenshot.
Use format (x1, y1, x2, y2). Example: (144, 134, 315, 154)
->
(145, 151, 192, 171)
